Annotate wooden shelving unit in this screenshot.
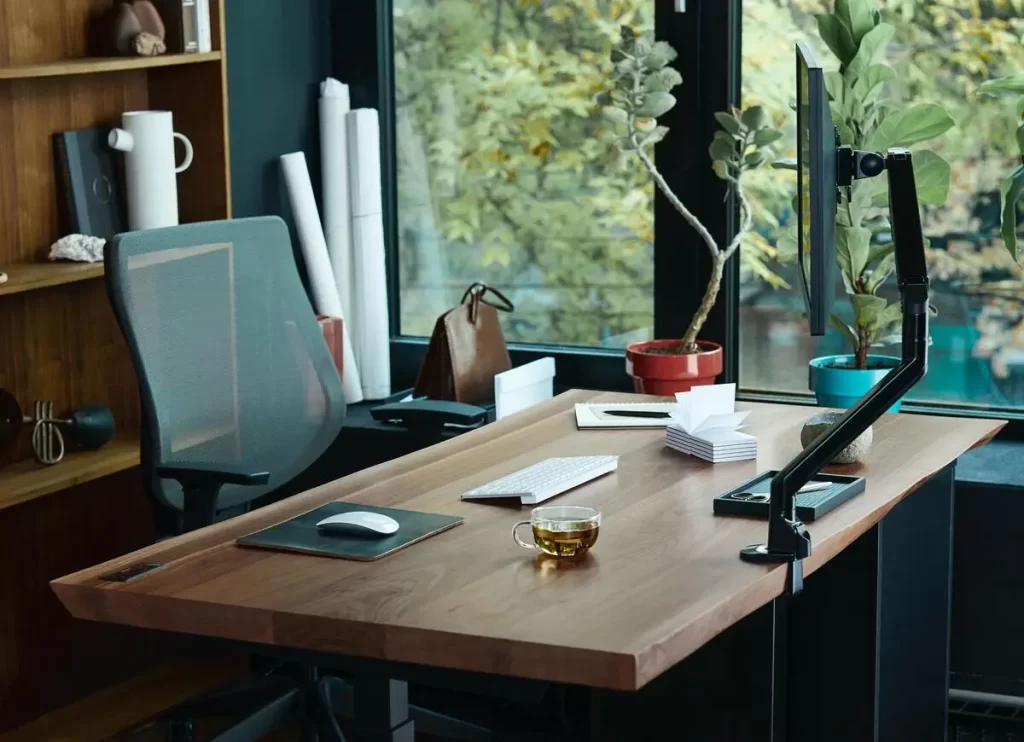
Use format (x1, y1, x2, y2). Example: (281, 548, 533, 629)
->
(0, 52, 221, 81)
(0, 0, 232, 731)
(0, 437, 140, 512)
(0, 262, 105, 296)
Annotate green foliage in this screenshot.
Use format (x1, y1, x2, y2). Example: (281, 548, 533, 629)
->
(811, 0, 955, 365)
(975, 75, 1024, 265)
(1001, 165, 1024, 263)
(599, 28, 782, 350)
(393, 0, 660, 344)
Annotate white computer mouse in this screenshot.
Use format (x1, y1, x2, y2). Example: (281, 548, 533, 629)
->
(316, 511, 400, 537)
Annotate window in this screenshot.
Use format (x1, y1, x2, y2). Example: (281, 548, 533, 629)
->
(739, 1, 1024, 413)
(392, 0, 656, 350)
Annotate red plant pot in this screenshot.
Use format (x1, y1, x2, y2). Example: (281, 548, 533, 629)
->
(625, 340, 723, 395)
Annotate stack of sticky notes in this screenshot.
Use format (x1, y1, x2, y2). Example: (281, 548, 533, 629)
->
(665, 384, 757, 463)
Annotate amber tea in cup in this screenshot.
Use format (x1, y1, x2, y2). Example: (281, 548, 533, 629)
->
(513, 505, 601, 558)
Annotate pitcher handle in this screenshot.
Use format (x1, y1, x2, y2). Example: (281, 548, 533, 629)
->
(174, 132, 194, 174)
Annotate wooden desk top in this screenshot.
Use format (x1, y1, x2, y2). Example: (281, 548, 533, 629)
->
(52, 392, 1003, 691)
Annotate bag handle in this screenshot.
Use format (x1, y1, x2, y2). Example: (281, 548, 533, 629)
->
(460, 283, 514, 323)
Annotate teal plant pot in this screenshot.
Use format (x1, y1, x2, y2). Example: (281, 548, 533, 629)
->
(809, 355, 903, 413)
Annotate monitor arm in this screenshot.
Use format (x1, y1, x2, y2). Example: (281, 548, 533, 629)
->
(739, 148, 930, 597)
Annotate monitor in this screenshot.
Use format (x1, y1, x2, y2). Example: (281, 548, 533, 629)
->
(796, 41, 838, 336)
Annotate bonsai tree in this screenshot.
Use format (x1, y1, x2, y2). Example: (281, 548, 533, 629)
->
(599, 26, 782, 354)
(787, 0, 955, 369)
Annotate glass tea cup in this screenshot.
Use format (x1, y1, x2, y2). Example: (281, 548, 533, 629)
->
(512, 505, 601, 558)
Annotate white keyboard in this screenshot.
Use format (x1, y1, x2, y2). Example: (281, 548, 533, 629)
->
(462, 456, 618, 505)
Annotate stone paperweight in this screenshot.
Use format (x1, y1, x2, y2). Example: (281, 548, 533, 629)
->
(800, 411, 873, 465)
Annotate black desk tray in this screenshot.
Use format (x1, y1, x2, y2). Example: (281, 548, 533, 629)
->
(713, 470, 865, 522)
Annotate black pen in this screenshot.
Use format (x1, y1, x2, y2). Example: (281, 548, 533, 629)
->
(603, 410, 672, 419)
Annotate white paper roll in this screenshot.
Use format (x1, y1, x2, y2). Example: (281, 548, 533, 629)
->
(320, 81, 355, 324)
(347, 109, 391, 400)
(280, 151, 364, 404)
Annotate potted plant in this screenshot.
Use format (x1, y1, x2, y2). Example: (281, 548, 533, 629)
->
(599, 27, 782, 394)
(976, 74, 1024, 263)
(793, 0, 954, 411)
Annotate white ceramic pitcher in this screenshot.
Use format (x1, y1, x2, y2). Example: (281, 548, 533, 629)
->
(108, 110, 194, 230)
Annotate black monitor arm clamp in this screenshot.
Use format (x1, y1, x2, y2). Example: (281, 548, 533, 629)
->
(739, 147, 930, 598)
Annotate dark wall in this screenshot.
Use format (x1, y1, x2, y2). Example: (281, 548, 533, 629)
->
(224, 0, 332, 219)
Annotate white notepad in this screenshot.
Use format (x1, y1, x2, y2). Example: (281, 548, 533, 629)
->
(663, 384, 757, 463)
(575, 402, 677, 430)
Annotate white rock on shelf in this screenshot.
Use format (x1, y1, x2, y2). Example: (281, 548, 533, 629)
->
(49, 234, 106, 263)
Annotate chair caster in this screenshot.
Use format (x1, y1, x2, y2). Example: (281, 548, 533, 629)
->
(165, 719, 197, 742)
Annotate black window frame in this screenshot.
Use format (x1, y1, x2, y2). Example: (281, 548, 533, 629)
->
(333, 0, 741, 394)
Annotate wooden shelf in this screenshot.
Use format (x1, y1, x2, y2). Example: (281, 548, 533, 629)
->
(0, 262, 105, 296)
(0, 52, 222, 81)
(0, 437, 140, 511)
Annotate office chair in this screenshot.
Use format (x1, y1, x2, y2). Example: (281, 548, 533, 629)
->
(106, 216, 494, 742)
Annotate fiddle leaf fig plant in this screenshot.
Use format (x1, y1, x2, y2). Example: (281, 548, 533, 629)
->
(797, 0, 955, 368)
(976, 75, 1024, 263)
(599, 26, 782, 354)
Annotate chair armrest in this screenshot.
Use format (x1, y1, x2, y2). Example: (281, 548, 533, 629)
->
(157, 463, 270, 488)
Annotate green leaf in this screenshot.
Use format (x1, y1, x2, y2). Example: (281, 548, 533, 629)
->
(740, 105, 768, 131)
(824, 71, 845, 104)
(601, 106, 628, 124)
(977, 76, 1024, 97)
(830, 314, 859, 347)
(643, 67, 683, 93)
(837, 0, 875, 45)
(910, 150, 951, 207)
(595, 92, 612, 107)
(865, 252, 896, 293)
(836, 225, 872, 282)
(640, 126, 669, 148)
(709, 136, 735, 162)
(865, 104, 955, 151)
(852, 64, 896, 102)
(851, 294, 887, 329)
(644, 41, 678, 70)
(846, 23, 894, 79)
(999, 165, 1024, 263)
(753, 129, 783, 146)
(817, 14, 858, 65)
(876, 302, 903, 329)
(744, 151, 768, 168)
(715, 112, 742, 136)
(634, 92, 676, 118)
(711, 160, 730, 180)
(772, 158, 797, 171)
(1017, 124, 1024, 158)
(867, 241, 895, 265)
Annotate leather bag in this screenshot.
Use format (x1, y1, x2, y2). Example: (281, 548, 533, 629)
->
(413, 283, 514, 405)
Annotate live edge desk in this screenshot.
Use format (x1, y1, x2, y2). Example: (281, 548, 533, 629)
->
(52, 391, 1003, 741)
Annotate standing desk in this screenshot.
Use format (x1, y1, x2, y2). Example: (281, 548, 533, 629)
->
(52, 391, 1003, 741)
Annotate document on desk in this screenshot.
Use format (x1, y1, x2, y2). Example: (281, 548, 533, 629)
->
(575, 402, 678, 429)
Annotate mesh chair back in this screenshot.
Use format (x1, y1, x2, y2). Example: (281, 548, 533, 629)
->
(106, 217, 345, 514)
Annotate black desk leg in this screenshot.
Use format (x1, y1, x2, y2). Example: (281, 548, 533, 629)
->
(790, 461, 956, 742)
(771, 596, 789, 742)
(350, 675, 415, 742)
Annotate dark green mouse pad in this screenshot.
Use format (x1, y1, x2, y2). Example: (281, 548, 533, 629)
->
(237, 502, 463, 561)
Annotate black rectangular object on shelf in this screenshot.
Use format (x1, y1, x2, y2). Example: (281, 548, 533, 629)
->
(713, 469, 865, 522)
(54, 127, 127, 240)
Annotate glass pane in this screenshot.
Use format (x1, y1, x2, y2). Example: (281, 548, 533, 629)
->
(393, 0, 654, 348)
(740, 1, 1024, 411)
